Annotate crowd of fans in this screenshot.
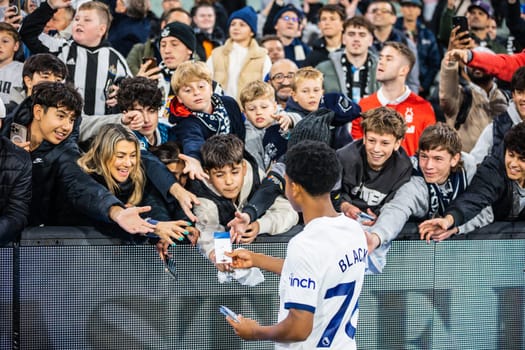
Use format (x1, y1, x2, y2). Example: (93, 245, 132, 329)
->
(1, 0, 525, 277)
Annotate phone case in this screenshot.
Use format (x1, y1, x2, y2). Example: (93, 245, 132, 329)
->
(10, 122, 28, 143)
(219, 305, 239, 322)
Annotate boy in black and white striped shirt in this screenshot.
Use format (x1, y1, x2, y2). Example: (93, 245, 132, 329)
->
(19, 0, 132, 116)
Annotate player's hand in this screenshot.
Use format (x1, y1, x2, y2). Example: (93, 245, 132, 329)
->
(226, 249, 255, 269)
(359, 208, 377, 226)
(227, 314, 259, 340)
(210, 250, 232, 272)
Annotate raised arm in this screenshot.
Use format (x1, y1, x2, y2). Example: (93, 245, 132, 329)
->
(19, 1, 63, 54)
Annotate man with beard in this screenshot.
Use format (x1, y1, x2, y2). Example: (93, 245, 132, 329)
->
(469, 67, 525, 163)
(439, 0, 505, 53)
(268, 58, 298, 109)
(351, 42, 435, 157)
(316, 16, 379, 103)
(365, 0, 420, 93)
(440, 46, 509, 152)
(464, 1, 505, 53)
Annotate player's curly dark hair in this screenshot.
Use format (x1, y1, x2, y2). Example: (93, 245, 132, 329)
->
(504, 122, 525, 157)
(285, 140, 341, 196)
(117, 77, 163, 111)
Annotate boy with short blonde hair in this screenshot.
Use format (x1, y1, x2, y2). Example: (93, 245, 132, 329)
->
(0, 22, 23, 112)
(291, 66, 324, 92)
(170, 61, 213, 94)
(289, 67, 325, 115)
(19, 0, 132, 116)
(77, 1, 112, 32)
(239, 80, 275, 110)
(240, 80, 297, 170)
(286, 66, 361, 151)
(169, 61, 245, 180)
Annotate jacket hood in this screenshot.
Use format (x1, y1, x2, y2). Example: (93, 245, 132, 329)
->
(285, 97, 309, 116)
(11, 97, 33, 126)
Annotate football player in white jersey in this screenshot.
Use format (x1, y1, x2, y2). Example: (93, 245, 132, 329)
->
(226, 140, 368, 349)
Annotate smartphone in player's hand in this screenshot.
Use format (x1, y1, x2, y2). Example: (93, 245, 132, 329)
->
(219, 305, 239, 323)
(452, 16, 469, 35)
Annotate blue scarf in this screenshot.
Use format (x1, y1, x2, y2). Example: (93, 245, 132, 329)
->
(191, 94, 231, 135)
(413, 161, 468, 218)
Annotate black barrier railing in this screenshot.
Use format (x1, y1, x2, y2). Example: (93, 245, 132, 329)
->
(1, 222, 525, 350)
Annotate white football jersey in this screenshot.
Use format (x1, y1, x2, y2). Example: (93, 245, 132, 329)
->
(276, 214, 367, 350)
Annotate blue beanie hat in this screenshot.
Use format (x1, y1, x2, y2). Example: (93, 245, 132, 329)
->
(273, 4, 304, 26)
(227, 6, 258, 36)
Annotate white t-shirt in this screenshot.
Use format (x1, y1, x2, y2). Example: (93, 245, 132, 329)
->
(276, 214, 367, 350)
(0, 60, 24, 107)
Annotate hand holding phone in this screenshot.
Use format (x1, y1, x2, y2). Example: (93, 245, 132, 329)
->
(358, 212, 375, 221)
(10, 122, 28, 144)
(142, 57, 157, 71)
(452, 16, 469, 34)
(219, 305, 239, 323)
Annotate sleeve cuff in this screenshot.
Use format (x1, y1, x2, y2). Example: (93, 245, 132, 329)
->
(284, 302, 315, 313)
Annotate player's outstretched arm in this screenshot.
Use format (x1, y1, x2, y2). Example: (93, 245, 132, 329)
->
(227, 250, 284, 275)
(227, 308, 313, 342)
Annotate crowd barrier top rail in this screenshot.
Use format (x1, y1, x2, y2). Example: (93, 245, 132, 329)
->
(7, 220, 525, 248)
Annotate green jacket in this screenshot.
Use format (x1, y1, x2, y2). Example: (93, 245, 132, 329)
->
(126, 39, 156, 76)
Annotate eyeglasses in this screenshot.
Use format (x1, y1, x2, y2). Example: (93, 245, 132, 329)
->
(280, 15, 300, 23)
(369, 8, 394, 14)
(271, 73, 295, 82)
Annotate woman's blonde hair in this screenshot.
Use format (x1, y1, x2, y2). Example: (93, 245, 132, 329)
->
(78, 124, 145, 205)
